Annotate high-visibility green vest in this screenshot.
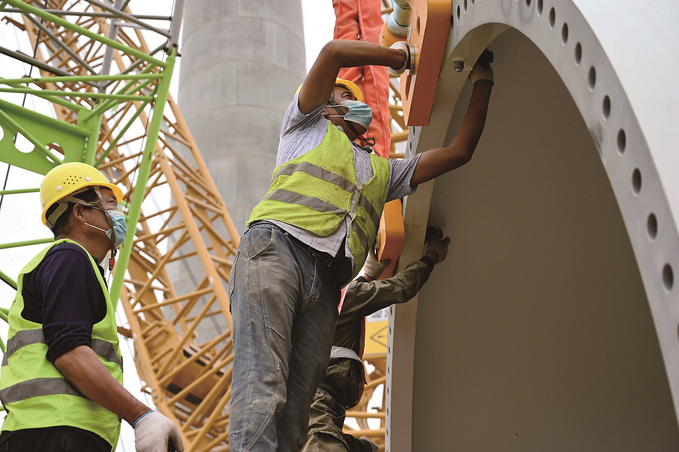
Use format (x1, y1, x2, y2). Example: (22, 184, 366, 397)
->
(248, 121, 390, 278)
(0, 239, 123, 448)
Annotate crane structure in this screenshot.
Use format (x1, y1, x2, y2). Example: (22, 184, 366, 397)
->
(0, 1, 239, 450)
(0, 1, 412, 450)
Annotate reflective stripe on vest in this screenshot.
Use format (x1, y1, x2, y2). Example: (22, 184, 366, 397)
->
(263, 189, 346, 218)
(0, 378, 84, 405)
(273, 161, 357, 193)
(0, 239, 123, 447)
(357, 194, 381, 227)
(248, 121, 390, 278)
(1, 329, 122, 370)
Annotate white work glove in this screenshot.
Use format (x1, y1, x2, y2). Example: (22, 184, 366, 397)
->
(363, 248, 391, 280)
(388, 41, 414, 76)
(426, 227, 450, 264)
(133, 410, 185, 452)
(360, 436, 380, 452)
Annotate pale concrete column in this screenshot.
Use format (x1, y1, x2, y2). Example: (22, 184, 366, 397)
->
(178, 0, 306, 235)
(173, 1, 306, 341)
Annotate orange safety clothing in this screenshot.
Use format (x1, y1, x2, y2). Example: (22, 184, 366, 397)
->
(333, 0, 392, 158)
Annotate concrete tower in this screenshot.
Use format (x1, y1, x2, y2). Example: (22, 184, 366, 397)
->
(178, 0, 307, 234)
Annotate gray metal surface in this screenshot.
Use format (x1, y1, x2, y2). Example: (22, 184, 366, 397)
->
(388, 1, 679, 450)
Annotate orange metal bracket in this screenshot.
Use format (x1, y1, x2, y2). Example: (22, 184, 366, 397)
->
(400, 0, 452, 126)
(376, 199, 405, 279)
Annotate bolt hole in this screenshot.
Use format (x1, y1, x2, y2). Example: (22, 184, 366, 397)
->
(549, 7, 556, 28)
(457, 5, 461, 19)
(416, 15, 421, 37)
(14, 134, 34, 153)
(526, 0, 532, 6)
(617, 129, 626, 153)
(602, 95, 611, 119)
(562, 23, 569, 44)
(647, 213, 658, 240)
(588, 66, 596, 89)
(537, 0, 543, 15)
(663, 264, 674, 292)
(464, 0, 468, 11)
(574, 42, 582, 65)
(632, 168, 642, 194)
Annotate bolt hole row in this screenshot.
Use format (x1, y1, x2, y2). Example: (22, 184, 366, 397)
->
(458, 0, 675, 326)
(535, 0, 674, 295)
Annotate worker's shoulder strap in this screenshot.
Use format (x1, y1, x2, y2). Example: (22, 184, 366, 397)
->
(330, 346, 362, 363)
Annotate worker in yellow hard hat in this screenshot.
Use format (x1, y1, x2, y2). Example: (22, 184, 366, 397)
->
(229, 39, 494, 451)
(0, 162, 184, 452)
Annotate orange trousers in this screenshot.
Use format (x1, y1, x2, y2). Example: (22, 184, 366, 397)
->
(333, 0, 391, 158)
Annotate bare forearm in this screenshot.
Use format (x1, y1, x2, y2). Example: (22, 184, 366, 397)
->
(300, 40, 405, 113)
(55, 345, 149, 424)
(319, 40, 405, 71)
(411, 82, 492, 186)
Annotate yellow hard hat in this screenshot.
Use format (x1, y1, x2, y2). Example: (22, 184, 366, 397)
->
(334, 78, 363, 103)
(295, 77, 364, 103)
(40, 162, 123, 228)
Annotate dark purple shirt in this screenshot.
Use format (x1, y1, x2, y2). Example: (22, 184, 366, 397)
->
(21, 243, 107, 363)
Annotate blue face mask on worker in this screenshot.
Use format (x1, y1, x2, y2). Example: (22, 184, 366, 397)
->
(70, 191, 128, 249)
(341, 100, 373, 130)
(327, 99, 373, 133)
(82, 208, 128, 249)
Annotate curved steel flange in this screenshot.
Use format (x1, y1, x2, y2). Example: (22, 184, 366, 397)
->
(387, 1, 679, 450)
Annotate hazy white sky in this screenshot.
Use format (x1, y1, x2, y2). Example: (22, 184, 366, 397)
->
(301, 0, 336, 71)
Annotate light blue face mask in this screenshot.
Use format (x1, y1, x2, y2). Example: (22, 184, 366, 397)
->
(82, 208, 128, 249)
(341, 100, 373, 130)
(67, 188, 128, 251)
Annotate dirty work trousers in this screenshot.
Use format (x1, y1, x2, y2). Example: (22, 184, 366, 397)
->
(228, 222, 350, 451)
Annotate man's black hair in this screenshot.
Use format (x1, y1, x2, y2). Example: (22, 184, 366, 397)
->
(46, 188, 99, 239)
